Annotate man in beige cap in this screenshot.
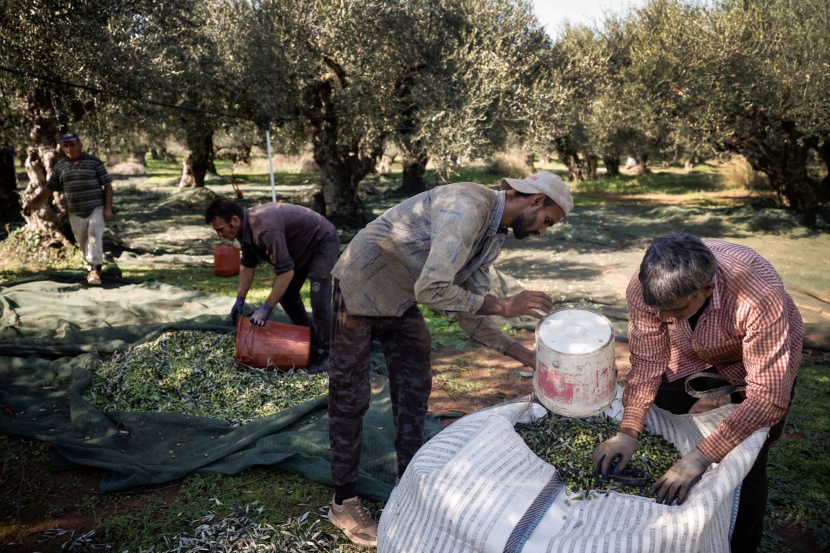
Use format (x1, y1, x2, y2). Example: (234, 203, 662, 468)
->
(326, 171, 572, 547)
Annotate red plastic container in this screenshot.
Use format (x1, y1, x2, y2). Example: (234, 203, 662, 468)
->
(235, 317, 311, 370)
(214, 244, 240, 276)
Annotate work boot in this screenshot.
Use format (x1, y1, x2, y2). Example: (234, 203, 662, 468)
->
(87, 269, 102, 286)
(328, 495, 378, 547)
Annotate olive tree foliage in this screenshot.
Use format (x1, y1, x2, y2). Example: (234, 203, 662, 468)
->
(0, 0, 204, 242)
(594, 6, 706, 176)
(202, 0, 306, 174)
(390, 0, 556, 190)
(545, 24, 605, 181)
(621, 0, 830, 214)
(233, 0, 558, 220)
(135, 1, 231, 188)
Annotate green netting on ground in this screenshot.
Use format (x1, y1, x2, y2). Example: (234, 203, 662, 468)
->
(0, 276, 441, 500)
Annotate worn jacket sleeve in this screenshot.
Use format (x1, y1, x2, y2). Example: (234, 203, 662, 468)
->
(413, 192, 489, 315)
(456, 255, 516, 353)
(620, 273, 668, 437)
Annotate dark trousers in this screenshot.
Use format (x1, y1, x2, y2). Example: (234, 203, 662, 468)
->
(278, 234, 339, 353)
(654, 372, 795, 553)
(328, 284, 432, 492)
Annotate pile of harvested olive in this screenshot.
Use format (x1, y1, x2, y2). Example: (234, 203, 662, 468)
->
(516, 412, 681, 497)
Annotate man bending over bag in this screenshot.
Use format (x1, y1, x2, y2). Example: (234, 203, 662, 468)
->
(593, 233, 801, 553)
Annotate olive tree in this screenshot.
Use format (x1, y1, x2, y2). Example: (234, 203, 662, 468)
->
(622, 0, 830, 214)
(0, 0, 207, 245)
(390, 0, 556, 190)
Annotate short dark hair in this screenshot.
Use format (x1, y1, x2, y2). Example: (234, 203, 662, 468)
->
(205, 198, 244, 225)
(639, 233, 717, 309)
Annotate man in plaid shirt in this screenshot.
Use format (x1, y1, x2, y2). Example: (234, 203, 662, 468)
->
(593, 233, 802, 553)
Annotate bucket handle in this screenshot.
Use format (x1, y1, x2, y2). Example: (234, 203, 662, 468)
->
(684, 371, 746, 399)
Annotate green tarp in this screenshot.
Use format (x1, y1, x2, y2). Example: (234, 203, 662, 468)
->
(0, 274, 441, 501)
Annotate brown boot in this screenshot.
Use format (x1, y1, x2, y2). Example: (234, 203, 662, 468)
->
(328, 495, 378, 547)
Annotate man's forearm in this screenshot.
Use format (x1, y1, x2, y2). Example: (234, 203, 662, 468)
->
(503, 342, 536, 368)
(265, 269, 294, 307)
(237, 266, 256, 298)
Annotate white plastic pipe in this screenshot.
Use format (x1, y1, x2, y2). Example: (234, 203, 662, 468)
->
(265, 126, 277, 203)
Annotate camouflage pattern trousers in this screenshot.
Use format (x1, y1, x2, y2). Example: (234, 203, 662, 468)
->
(328, 283, 432, 487)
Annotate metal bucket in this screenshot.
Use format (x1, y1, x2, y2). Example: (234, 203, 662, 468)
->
(534, 308, 616, 417)
(235, 317, 311, 370)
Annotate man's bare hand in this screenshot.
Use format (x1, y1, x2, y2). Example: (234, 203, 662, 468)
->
(501, 290, 553, 319)
(479, 290, 553, 320)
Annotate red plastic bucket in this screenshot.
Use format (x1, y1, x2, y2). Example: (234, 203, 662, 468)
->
(214, 244, 240, 276)
(235, 317, 311, 370)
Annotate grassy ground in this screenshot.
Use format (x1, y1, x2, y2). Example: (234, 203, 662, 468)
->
(0, 156, 826, 551)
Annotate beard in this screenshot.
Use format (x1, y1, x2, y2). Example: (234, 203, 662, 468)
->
(511, 208, 540, 240)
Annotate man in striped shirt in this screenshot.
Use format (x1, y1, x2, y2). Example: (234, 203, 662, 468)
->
(23, 133, 113, 286)
(593, 233, 802, 553)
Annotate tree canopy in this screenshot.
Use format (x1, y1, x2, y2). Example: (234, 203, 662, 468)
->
(1, 0, 828, 222)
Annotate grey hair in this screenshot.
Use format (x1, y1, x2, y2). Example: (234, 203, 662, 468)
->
(638, 233, 717, 309)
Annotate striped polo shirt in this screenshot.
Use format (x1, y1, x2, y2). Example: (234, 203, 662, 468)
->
(46, 153, 112, 217)
(622, 240, 802, 462)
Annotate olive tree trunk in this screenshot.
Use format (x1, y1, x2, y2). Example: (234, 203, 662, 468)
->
(399, 148, 429, 195)
(20, 87, 73, 249)
(816, 139, 830, 200)
(603, 156, 621, 176)
(731, 128, 818, 215)
(0, 147, 22, 230)
(554, 137, 585, 182)
(584, 154, 598, 181)
(306, 77, 377, 224)
(179, 125, 214, 188)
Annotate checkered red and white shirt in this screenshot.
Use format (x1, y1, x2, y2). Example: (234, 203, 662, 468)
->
(621, 240, 802, 462)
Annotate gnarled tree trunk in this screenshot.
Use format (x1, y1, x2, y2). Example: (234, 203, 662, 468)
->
(732, 127, 818, 215)
(816, 139, 830, 201)
(603, 156, 621, 176)
(21, 87, 72, 249)
(554, 137, 585, 182)
(179, 125, 214, 188)
(629, 152, 650, 175)
(130, 145, 148, 166)
(0, 147, 22, 231)
(306, 76, 377, 224)
(399, 149, 428, 195)
(584, 154, 598, 181)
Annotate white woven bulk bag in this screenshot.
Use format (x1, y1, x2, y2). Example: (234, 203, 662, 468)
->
(378, 390, 767, 553)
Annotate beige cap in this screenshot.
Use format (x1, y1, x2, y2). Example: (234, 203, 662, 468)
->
(500, 171, 573, 216)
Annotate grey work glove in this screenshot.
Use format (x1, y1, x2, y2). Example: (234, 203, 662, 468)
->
(650, 448, 713, 506)
(250, 303, 273, 326)
(230, 297, 245, 325)
(592, 432, 638, 478)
